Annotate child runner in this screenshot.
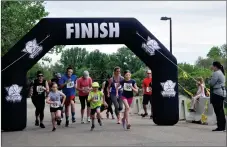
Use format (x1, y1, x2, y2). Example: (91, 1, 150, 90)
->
(119, 70, 138, 130)
(46, 83, 66, 131)
(88, 82, 107, 131)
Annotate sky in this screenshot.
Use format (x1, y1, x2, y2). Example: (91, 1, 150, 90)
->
(43, 1, 226, 65)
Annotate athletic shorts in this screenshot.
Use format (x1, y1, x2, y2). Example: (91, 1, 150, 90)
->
(65, 95, 75, 106)
(121, 96, 133, 106)
(143, 94, 152, 105)
(50, 107, 62, 112)
(90, 106, 101, 115)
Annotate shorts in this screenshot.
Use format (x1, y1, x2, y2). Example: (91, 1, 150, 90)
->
(121, 96, 133, 106)
(143, 94, 152, 105)
(65, 95, 75, 106)
(90, 106, 101, 115)
(50, 107, 62, 112)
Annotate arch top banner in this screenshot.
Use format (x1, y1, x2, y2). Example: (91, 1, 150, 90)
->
(2, 17, 178, 131)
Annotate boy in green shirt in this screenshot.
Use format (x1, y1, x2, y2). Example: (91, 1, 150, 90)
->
(88, 82, 107, 131)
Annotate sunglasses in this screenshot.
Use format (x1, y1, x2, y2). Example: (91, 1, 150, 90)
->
(38, 75, 43, 77)
(147, 73, 151, 74)
(115, 71, 120, 73)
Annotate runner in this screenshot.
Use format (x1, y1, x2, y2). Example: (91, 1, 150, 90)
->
(118, 70, 138, 130)
(46, 82, 66, 131)
(76, 71, 92, 123)
(107, 66, 124, 124)
(59, 66, 77, 127)
(141, 70, 153, 119)
(50, 73, 64, 122)
(101, 74, 115, 119)
(29, 71, 49, 128)
(88, 82, 107, 131)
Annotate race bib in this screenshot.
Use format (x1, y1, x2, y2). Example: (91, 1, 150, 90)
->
(50, 101, 60, 108)
(67, 81, 74, 88)
(114, 83, 121, 89)
(36, 86, 44, 93)
(93, 94, 99, 102)
(146, 87, 152, 92)
(82, 87, 89, 93)
(123, 83, 132, 91)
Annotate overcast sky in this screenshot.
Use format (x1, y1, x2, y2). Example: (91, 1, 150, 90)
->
(44, 1, 226, 65)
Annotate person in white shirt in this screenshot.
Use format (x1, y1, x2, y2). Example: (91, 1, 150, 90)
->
(189, 77, 205, 112)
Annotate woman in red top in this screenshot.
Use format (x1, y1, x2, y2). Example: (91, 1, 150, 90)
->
(76, 71, 93, 124)
(141, 70, 152, 119)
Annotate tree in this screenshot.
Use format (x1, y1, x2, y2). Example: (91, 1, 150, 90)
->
(60, 47, 89, 71)
(206, 46, 222, 60)
(1, 1, 64, 56)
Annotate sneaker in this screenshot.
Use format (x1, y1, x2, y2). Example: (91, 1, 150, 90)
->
(40, 123, 45, 128)
(52, 127, 56, 132)
(106, 112, 109, 119)
(90, 124, 95, 131)
(117, 118, 121, 124)
(98, 119, 102, 126)
(72, 117, 76, 123)
(81, 118, 85, 124)
(141, 113, 148, 118)
(189, 109, 196, 112)
(121, 118, 126, 130)
(57, 119, 61, 126)
(65, 120, 69, 127)
(61, 113, 64, 119)
(150, 115, 153, 119)
(87, 117, 91, 123)
(127, 124, 131, 130)
(112, 115, 115, 119)
(212, 128, 226, 132)
(35, 120, 39, 126)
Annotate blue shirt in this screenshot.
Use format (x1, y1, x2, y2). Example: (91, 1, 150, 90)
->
(59, 74, 77, 97)
(110, 76, 124, 96)
(120, 79, 136, 98)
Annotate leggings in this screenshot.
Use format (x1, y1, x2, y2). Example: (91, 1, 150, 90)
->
(110, 94, 123, 116)
(79, 95, 90, 110)
(105, 94, 113, 115)
(212, 94, 226, 130)
(32, 96, 45, 121)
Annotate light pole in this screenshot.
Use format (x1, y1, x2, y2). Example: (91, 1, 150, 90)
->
(160, 16, 172, 54)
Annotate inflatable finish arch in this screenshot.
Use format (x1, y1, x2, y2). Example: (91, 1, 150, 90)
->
(2, 18, 178, 131)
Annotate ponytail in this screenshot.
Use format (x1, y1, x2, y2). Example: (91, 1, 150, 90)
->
(220, 65, 225, 75)
(213, 61, 225, 75)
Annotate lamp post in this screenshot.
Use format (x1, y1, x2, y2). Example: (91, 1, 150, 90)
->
(160, 16, 172, 54)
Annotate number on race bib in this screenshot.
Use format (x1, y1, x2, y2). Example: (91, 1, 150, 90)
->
(66, 81, 74, 88)
(36, 86, 44, 93)
(50, 102, 60, 108)
(93, 95, 99, 101)
(123, 83, 132, 91)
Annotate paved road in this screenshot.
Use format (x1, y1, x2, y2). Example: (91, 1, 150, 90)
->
(2, 99, 226, 146)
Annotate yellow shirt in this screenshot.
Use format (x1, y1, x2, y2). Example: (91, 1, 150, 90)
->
(88, 91, 104, 109)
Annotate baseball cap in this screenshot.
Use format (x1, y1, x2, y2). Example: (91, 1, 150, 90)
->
(147, 70, 152, 74)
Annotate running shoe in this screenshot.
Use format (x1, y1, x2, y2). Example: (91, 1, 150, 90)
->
(35, 120, 39, 126)
(127, 124, 131, 130)
(212, 128, 226, 132)
(57, 119, 61, 126)
(40, 123, 45, 128)
(98, 119, 102, 126)
(141, 113, 148, 118)
(72, 117, 76, 123)
(52, 127, 56, 132)
(121, 118, 126, 130)
(150, 115, 153, 119)
(65, 120, 69, 127)
(90, 124, 95, 131)
(112, 115, 115, 119)
(81, 118, 85, 124)
(87, 117, 91, 123)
